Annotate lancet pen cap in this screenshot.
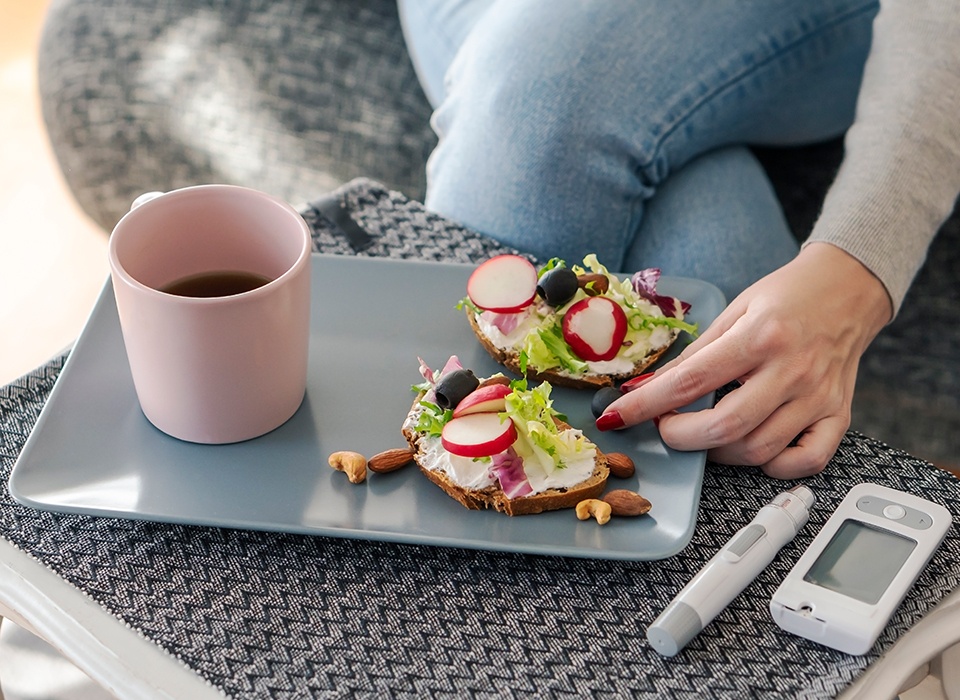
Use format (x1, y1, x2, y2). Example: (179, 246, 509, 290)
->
(646, 601, 702, 657)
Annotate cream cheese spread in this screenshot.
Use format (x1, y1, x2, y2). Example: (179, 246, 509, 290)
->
(475, 309, 679, 378)
(405, 404, 598, 496)
(415, 433, 597, 494)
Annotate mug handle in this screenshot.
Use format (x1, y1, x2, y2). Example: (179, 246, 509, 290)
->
(130, 191, 165, 210)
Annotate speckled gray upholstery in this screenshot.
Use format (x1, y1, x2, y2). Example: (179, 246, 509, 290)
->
(38, 0, 435, 230)
(36, 0, 959, 468)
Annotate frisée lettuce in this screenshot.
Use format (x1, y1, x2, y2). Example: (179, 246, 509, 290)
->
(502, 380, 593, 477)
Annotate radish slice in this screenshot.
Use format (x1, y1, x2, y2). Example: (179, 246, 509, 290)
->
(562, 297, 628, 362)
(466, 255, 538, 313)
(452, 383, 513, 418)
(441, 413, 518, 458)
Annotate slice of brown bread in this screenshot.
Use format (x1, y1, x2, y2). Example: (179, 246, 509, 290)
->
(467, 310, 675, 389)
(402, 395, 609, 516)
(416, 455, 609, 516)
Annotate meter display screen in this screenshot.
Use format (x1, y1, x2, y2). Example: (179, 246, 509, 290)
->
(803, 519, 917, 604)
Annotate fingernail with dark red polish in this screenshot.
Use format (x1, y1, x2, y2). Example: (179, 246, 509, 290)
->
(596, 410, 625, 431)
(620, 372, 655, 393)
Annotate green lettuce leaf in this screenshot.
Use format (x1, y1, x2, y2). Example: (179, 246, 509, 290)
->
(415, 400, 453, 437)
(503, 382, 591, 475)
(523, 324, 589, 375)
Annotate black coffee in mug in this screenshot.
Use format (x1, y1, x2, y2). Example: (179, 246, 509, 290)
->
(160, 270, 272, 298)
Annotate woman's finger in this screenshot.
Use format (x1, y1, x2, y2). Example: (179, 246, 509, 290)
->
(758, 415, 848, 479)
(655, 368, 806, 453)
(651, 298, 746, 375)
(604, 310, 778, 428)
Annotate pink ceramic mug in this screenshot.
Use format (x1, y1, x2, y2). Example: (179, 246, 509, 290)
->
(108, 185, 312, 444)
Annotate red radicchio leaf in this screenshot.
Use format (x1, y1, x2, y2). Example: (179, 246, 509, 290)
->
(419, 355, 464, 403)
(489, 448, 533, 499)
(440, 355, 464, 376)
(630, 268, 692, 319)
(480, 309, 524, 335)
(417, 357, 435, 385)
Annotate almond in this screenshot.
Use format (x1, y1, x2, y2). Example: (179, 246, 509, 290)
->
(605, 452, 636, 479)
(602, 489, 652, 517)
(577, 273, 609, 296)
(368, 447, 415, 473)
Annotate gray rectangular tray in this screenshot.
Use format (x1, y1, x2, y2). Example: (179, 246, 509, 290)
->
(10, 255, 725, 560)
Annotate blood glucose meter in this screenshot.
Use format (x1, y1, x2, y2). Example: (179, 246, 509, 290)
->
(770, 483, 951, 655)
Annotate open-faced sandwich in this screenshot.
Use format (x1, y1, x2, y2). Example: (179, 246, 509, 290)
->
(401, 356, 608, 516)
(459, 254, 697, 389)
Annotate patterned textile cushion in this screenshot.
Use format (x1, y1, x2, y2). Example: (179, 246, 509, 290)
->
(2, 178, 959, 698)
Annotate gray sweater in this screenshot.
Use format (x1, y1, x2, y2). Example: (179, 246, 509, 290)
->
(806, 0, 960, 314)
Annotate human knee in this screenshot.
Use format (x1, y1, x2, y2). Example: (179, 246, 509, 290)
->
(431, 5, 647, 181)
(438, 56, 607, 179)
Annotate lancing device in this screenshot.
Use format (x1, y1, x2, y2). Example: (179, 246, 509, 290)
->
(647, 484, 816, 657)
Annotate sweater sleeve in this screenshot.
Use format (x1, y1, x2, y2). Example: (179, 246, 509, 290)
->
(803, 0, 960, 315)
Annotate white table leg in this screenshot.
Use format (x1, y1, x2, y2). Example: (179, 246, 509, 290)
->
(0, 614, 5, 700)
(0, 539, 220, 700)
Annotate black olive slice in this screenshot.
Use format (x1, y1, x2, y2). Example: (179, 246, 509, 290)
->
(591, 386, 622, 418)
(536, 267, 579, 307)
(434, 369, 480, 410)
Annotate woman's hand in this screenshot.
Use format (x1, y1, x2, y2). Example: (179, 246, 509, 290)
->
(596, 242, 893, 479)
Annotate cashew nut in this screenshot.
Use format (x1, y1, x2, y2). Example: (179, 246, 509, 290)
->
(328, 450, 367, 484)
(575, 498, 612, 525)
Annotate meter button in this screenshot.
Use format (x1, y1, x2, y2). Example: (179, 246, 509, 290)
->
(857, 496, 884, 516)
(882, 504, 907, 520)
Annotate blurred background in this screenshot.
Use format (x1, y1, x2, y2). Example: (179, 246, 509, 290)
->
(1, 4, 112, 698)
(0, 0, 108, 388)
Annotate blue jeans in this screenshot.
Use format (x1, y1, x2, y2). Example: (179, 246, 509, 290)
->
(397, 0, 878, 301)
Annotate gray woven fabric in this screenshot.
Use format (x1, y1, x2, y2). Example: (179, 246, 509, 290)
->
(3, 178, 958, 699)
